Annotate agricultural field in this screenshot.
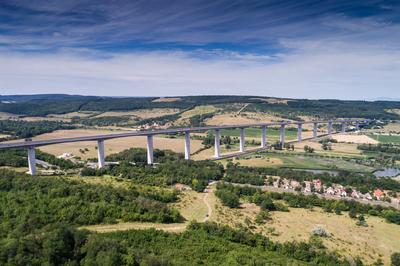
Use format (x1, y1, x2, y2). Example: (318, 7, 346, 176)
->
(92, 108, 181, 119)
(204, 111, 292, 126)
(369, 134, 400, 144)
(230, 152, 374, 172)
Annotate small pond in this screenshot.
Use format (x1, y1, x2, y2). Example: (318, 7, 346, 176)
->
(373, 168, 400, 178)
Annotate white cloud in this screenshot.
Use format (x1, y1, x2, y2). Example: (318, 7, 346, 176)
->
(0, 44, 399, 100)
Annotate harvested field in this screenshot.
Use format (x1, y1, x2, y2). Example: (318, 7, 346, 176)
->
(152, 97, 181, 102)
(48, 111, 98, 118)
(93, 108, 180, 119)
(0, 112, 18, 120)
(180, 105, 218, 118)
(20, 116, 71, 122)
(205, 112, 291, 126)
(332, 134, 379, 144)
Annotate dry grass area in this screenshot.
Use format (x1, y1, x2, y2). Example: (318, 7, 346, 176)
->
(381, 121, 400, 133)
(332, 134, 379, 144)
(269, 208, 400, 265)
(180, 105, 218, 119)
(20, 116, 71, 122)
(293, 139, 362, 155)
(152, 97, 181, 102)
(210, 192, 399, 265)
(93, 108, 180, 119)
(205, 112, 291, 126)
(230, 157, 283, 167)
(0, 112, 18, 119)
(48, 111, 98, 119)
(14, 129, 203, 159)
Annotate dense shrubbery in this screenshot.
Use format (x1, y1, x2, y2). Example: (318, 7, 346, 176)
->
(224, 162, 400, 192)
(0, 169, 182, 238)
(101, 148, 223, 191)
(358, 143, 400, 154)
(0, 222, 352, 266)
(216, 182, 400, 225)
(0, 149, 77, 170)
(0, 120, 74, 138)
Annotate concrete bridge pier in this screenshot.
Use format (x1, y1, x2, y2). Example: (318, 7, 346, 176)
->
(261, 126, 267, 147)
(214, 129, 221, 158)
(97, 140, 105, 168)
(328, 121, 333, 137)
(27, 146, 37, 175)
(297, 123, 302, 143)
(239, 128, 245, 152)
(280, 124, 285, 148)
(184, 131, 190, 160)
(341, 122, 346, 133)
(147, 135, 154, 164)
(313, 123, 318, 139)
(355, 121, 360, 131)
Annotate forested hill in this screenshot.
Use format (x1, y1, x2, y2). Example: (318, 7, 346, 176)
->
(0, 94, 399, 119)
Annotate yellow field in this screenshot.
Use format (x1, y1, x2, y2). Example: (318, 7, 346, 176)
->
(0, 112, 18, 119)
(205, 111, 292, 126)
(332, 133, 379, 144)
(48, 111, 98, 119)
(20, 116, 71, 122)
(152, 97, 181, 102)
(13, 129, 204, 159)
(180, 105, 218, 119)
(93, 108, 180, 119)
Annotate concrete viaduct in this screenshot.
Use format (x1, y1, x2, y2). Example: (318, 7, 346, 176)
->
(0, 119, 369, 175)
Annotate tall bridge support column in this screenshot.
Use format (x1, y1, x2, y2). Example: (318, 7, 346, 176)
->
(328, 121, 333, 137)
(239, 128, 245, 152)
(297, 123, 302, 143)
(214, 129, 221, 158)
(280, 124, 285, 148)
(341, 122, 346, 133)
(97, 140, 105, 168)
(184, 131, 190, 160)
(147, 135, 154, 165)
(313, 123, 318, 139)
(261, 126, 267, 147)
(27, 146, 37, 175)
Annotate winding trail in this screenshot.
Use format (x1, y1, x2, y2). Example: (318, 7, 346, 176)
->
(202, 191, 212, 222)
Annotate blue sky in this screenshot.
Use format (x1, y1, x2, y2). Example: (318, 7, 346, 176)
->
(0, 0, 399, 99)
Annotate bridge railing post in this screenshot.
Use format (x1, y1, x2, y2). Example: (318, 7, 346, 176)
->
(239, 128, 245, 152)
(261, 126, 267, 147)
(97, 140, 105, 168)
(184, 131, 190, 160)
(214, 129, 221, 158)
(27, 146, 37, 175)
(147, 135, 154, 165)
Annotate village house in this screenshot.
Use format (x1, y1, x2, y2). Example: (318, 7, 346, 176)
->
(373, 189, 384, 200)
(325, 187, 335, 195)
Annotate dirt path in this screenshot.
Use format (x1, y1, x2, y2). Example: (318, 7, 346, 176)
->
(202, 192, 212, 222)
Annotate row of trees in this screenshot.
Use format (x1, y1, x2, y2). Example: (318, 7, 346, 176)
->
(0, 120, 74, 138)
(358, 143, 400, 154)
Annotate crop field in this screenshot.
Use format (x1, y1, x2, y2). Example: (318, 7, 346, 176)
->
(205, 112, 292, 126)
(231, 152, 374, 172)
(369, 134, 400, 144)
(93, 108, 181, 119)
